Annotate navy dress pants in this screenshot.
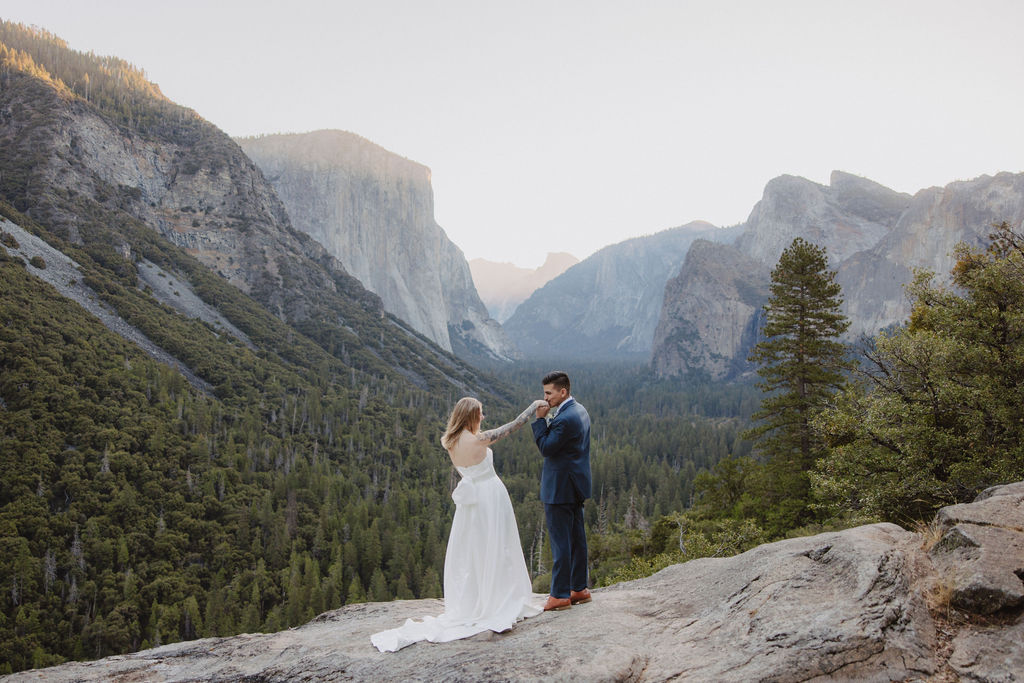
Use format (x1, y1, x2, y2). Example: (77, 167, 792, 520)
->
(545, 501, 589, 598)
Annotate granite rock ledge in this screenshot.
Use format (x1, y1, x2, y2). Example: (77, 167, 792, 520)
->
(9, 482, 1023, 682)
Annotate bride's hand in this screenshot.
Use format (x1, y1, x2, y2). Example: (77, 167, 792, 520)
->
(531, 399, 550, 418)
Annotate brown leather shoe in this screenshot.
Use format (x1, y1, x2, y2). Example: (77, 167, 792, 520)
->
(543, 596, 572, 611)
(570, 588, 592, 605)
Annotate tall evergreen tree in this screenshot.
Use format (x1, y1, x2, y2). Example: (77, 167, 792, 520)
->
(743, 237, 850, 532)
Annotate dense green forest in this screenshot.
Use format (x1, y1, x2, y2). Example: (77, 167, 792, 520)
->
(0, 205, 462, 671)
(813, 222, 1024, 521)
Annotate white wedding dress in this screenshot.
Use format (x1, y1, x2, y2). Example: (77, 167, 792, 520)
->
(371, 448, 541, 652)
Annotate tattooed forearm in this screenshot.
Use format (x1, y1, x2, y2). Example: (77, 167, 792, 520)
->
(478, 400, 547, 445)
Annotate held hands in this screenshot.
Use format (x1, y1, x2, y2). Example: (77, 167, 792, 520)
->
(515, 399, 550, 425)
(533, 399, 551, 419)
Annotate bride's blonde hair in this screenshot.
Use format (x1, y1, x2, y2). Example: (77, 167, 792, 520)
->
(441, 397, 482, 450)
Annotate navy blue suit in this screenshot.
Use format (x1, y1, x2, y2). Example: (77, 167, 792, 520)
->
(532, 397, 592, 597)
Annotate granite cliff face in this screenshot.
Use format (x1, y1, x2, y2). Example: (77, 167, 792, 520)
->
(469, 252, 579, 322)
(733, 171, 910, 265)
(236, 130, 518, 363)
(16, 480, 1023, 682)
(652, 171, 1024, 380)
(651, 240, 769, 380)
(504, 222, 739, 360)
(838, 171, 1024, 338)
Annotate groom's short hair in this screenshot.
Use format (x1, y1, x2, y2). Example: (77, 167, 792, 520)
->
(542, 371, 570, 392)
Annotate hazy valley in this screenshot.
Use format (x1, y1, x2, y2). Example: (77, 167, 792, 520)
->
(469, 252, 578, 322)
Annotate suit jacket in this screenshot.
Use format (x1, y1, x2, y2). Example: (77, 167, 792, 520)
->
(532, 397, 592, 504)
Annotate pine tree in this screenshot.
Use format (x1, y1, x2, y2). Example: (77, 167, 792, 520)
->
(346, 576, 366, 605)
(743, 237, 850, 532)
(419, 567, 441, 599)
(368, 568, 389, 603)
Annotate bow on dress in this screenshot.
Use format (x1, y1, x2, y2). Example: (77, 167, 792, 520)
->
(451, 477, 478, 506)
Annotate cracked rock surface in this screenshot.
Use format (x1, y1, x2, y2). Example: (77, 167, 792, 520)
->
(931, 481, 1024, 615)
(9, 483, 1024, 682)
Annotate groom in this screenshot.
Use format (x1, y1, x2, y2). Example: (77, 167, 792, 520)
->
(532, 370, 592, 611)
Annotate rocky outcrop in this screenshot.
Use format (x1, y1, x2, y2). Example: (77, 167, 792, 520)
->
(651, 240, 768, 380)
(653, 171, 1024, 380)
(17, 480, 1023, 682)
(504, 222, 739, 360)
(237, 130, 518, 363)
(0, 73, 329, 315)
(0, 68, 401, 339)
(469, 252, 579, 322)
(931, 481, 1024, 682)
(930, 481, 1024, 616)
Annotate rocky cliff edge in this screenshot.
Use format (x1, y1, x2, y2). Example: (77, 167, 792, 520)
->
(9, 482, 1023, 682)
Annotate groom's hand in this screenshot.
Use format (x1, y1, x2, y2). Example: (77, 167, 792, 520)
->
(535, 402, 550, 419)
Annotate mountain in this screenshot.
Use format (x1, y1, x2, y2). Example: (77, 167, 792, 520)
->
(837, 172, 1024, 337)
(16, 480, 1024, 681)
(652, 170, 1024, 380)
(236, 130, 518, 364)
(503, 222, 740, 360)
(732, 171, 910, 265)
(0, 22, 492, 392)
(469, 252, 578, 322)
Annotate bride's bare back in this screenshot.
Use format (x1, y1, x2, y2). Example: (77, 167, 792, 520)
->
(445, 400, 547, 468)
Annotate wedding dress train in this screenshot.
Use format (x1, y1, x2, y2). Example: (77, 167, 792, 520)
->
(371, 449, 541, 652)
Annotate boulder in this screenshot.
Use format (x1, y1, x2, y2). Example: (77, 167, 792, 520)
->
(949, 617, 1024, 682)
(930, 481, 1024, 614)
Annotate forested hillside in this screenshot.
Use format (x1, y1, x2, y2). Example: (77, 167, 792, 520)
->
(614, 224, 1024, 588)
(0, 203, 465, 671)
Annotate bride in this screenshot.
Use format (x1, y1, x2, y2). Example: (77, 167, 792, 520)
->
(371, 397, 547, 652)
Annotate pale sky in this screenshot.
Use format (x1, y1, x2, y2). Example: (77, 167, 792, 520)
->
(4, 1, 1024, 267)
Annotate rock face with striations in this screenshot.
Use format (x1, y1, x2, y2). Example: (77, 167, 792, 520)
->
(652, 170, 1024, 380)
(504, 222, 739, 360)
(733, 171, 909, 266)
(237, 130, 518, 363)
(17, 480, 1023, 682)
